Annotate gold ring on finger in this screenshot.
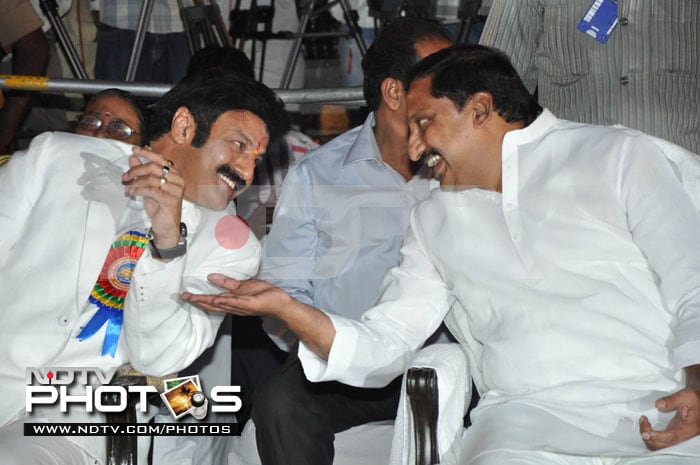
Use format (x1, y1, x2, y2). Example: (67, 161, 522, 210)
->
(162, 164, 170, 177)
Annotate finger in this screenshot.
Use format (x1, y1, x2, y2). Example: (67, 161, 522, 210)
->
(210, 276, 276, 296)
(124, 165, 185, 199)
(208, 273, 243, 290)
(642, 428, 684, 451)
(182, 295, 234, 314)
(639, 415, 665, 450)
(640, 413, 698, 450)
(128, 154, 144, 168)
(124, 184, 174, 204)
(183, 292, 256, 316)
(123, 159, 159, 185)
(124, 159, 182, 185)
(656, 388, 700, 412)
(132, 145, 170, 165)
(656, 393, 677, 412)
(639, 415, 652, 435)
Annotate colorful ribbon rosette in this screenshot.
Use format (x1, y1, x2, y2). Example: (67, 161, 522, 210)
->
(77, 230, 148, 356)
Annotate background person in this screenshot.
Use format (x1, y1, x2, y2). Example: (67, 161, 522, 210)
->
(246, 18, 452, 465)
(0, 0, 49, 153)
(479, 0, 700, 154)
(74, 88, 149, 146)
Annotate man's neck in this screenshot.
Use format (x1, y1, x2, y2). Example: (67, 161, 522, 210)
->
(373, 111, 417, 182)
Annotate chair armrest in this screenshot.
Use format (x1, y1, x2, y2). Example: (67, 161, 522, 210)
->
(104, 374, 146, 465)
(104, 366, 173, 465)
(406, 367, 440, 465)
(392, 343, 470, 465)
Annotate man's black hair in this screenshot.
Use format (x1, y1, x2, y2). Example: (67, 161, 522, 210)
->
(362, 17, 452, 111)
(85, 88, 150, 144)
(186, 45, 255, 80)
(149, 72, 289, 147)
(407, 44, 542, 126)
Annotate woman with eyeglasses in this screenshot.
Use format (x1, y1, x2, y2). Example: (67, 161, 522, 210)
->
(75, 88, 149, 146)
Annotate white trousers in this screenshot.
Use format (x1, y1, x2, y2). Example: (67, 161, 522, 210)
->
(469, 450, 699, 465)
(0, 419, 95, 465)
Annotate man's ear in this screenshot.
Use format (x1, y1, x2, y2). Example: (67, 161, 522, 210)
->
(170, 106, 196, 144)
(380, 77, 404, 111)
(471, 92, 494, 129)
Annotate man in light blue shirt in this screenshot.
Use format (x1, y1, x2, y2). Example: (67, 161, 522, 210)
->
(250, 18, 452, 465)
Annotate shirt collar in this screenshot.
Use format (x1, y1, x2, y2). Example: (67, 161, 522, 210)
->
(342, 112, 384, 167)
(502, 108, 559, 148)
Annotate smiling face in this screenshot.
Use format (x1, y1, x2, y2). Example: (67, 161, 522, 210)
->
(408, 75, 478, 188)
(75, 95, 142, 145)
(175, 109, 269, 210)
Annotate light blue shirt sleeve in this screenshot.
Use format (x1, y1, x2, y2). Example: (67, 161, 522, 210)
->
(258, 162, 318, 308)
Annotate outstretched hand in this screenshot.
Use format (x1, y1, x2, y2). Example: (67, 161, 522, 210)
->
(640, 388, 700, 450)
(181, 274, 293, 318)
(183, 274, 336, 359)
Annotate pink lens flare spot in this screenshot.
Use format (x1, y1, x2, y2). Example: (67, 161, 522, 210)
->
(215, 215, 251, 250)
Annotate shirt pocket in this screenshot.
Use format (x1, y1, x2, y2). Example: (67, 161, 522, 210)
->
(538, 2, 592, 84)
(651, 0, 700, 77)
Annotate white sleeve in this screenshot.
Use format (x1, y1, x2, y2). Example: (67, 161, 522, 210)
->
(122, 210, 262, 376)
(619, 134, 700, 369)
(0, 133, 51, 262)
(299, 208, 453, 387)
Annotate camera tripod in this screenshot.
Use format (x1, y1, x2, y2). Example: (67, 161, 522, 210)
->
(279, 0, 367, 89)
(124, 0, 228, 82)
(38, 0, 89, 80)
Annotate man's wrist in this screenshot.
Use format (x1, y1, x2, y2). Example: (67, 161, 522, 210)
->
(148, 223, 187, 259)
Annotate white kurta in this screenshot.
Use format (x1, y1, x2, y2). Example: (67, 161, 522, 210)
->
(299, 111, 700, 459)
(0, 132, 261, 462)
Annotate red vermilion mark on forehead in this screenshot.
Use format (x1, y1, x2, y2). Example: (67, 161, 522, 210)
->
(252, 141, 262, 157)
(215, 215, 251, 250)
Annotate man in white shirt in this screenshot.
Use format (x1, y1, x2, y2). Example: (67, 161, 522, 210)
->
(0, 72, 287, 465)
(184, 45, 700, 464)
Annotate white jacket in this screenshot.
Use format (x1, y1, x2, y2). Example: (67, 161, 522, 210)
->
(0, 132, 261, 461)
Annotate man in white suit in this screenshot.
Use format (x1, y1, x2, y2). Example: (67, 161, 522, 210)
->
(185, 45, 700, 464)
(0, 72, 287, 464)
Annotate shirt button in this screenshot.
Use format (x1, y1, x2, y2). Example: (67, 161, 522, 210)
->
(620, 76, 630, 85)
(619, 17, 629, 26)
(58, 315, 70, 326)
(505, 202, 514, 210)
(512, 232, 521, 242)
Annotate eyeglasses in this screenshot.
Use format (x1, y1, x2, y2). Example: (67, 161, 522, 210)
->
(76, 113, 140, 140)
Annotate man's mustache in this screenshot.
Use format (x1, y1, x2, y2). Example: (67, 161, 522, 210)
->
(216, 166, 247, 191)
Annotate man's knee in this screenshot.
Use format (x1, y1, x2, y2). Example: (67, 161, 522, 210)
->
(0, 425, 93, 465)
(250, 361, 315, 427)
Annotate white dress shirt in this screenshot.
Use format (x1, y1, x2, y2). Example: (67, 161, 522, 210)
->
(300, 110, 700, 459)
